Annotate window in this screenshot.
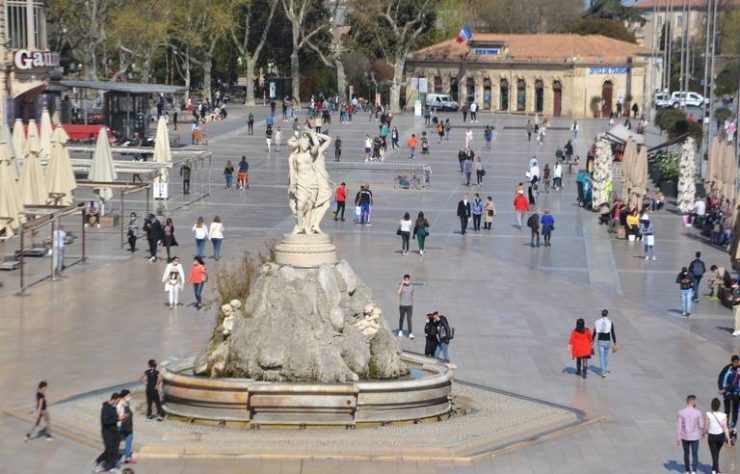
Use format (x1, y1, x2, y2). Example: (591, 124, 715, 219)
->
(516, 79, 526, 112)
(434, 76, 443, 93)
(6, 1, 47, 49)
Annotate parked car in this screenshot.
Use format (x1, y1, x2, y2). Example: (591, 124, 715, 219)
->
(426, 93, 459, 112)
(669, 91, 708, 108)
(653, 92, 672, 109)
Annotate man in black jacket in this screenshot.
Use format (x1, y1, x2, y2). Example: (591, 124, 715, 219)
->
(94, 393, 120, 472)
(527, 210, 541, 247)
(433, 312, 452, 362)
(457, 194, 471, 235)
(688, 251, 706, 302)
(143, 214, 163, 262)
(719, 355, 740, 439)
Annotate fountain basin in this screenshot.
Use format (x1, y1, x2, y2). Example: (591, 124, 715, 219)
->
(161, 352, 453, 426)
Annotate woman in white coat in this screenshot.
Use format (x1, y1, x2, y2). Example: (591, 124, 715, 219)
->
(162, 256, 186, 309)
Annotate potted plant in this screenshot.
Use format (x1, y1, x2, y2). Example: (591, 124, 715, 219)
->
(590, 96, 602, 118)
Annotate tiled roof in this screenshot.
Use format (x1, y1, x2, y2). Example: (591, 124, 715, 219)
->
(631, 0, 739, 9)
(409, 34, 649, 64)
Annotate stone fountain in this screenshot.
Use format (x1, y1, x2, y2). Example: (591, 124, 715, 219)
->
(162, 131, 453, 426)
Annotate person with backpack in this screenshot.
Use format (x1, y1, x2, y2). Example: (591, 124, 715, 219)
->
(568, 318, 593, 379)
(433, 312, 452, 363)
(143, 214, 163, 263)
(527, 210, 541, 247)
(424, 314, 438, 357)
(237, 156, 249, 190)
(688, 251, 706, 302)
(718, 355, 740, 440)
(444, 119, 451, 140)
(355, 185, 373, 225)
(676, 267, 696, 317)
(161, 256, 185, 310)
(471, 194, 484, 232)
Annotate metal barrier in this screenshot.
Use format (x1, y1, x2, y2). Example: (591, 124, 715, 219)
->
(326, 162, 432, 189)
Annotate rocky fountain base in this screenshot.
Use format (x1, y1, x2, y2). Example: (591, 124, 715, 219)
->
(162, 236, 453, 426)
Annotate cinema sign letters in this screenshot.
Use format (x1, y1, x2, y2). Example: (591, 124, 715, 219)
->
(13, 50, 60, 70)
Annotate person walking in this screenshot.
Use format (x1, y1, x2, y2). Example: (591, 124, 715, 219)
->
(526, 120, 534, 142)
(568, 318, 593, 379)
(688, 251, 706, 302)
(471, 194, 484, 232)
(180, 161, 191, 195)
(461, 103, 469, 122)
(721, 358, 740, 438)
(364, 134, 372, 161)
(407, 134, 417, 160)
(527, 210, 541, 247)
(542, 164, 551, 193)
(94, 392, 121, 473)
(676, 394, 703, 474)
(474, 155, 484, 186)
(391, 126, 399, 149)
(355, 185, 373, 225)
(457, 194, 471, 235)
(433, 312, 452, 363)
(676, 267, 695, 317)
(162, 218, 177, 262)
(265, 126, 273, 152)
(188, 257, 208, 310)
(224, 160, 235, 189)
(464, 128, 473, 149)
(334, 136, 342, 161)
(541, 210, 555, 246)
(413, 212, 430, 258)
(140, 360, 164, 421)
(463, 155, 473, 186)
(334, 183, 347, 221)
(570, 120, 579, 140)
(469, 101, 478, 122)
(483, 196, 495, 230)
(192, 217, 207, 259)
(705, 397, 731, 474)
(424, 314, 438, 357)
(514, 191, 529, 229)
(24, 381, 52, 441)
(143, 214, 163, 262)
(208, 216, 224, 260)
(398, 212, 413, 255)
(116, 389, 135, 465)
(593, 309, 616, 378)
(127, 213, 138, 252)
(237, 156, 249, 190)
(274, 127, 282, 152)
(247, 112, 254, 135)
(553, 161, 563, 190)
(396, 274, 415, 339)
(52, 224, 66, 275)
(437, 121, 445, 143)
(162, 256, 185, 309)
(484, 125, 492, 150)
(641, 218, 656, 260)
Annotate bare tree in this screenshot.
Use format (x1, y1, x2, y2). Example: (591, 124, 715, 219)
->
(347, 0, 436, 113)
(230, 0, 279, 106)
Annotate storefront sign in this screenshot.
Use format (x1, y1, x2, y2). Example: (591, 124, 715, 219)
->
(14, 50, 60, 70)
(472, 48, 500, 55)
(588, 66, 630, 75)
(418, 78, 428, 93)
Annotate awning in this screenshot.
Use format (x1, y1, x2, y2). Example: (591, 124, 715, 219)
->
(58, 80, 187, 95)
(11, 79, 46, 98)
(605, 123, 645, 146)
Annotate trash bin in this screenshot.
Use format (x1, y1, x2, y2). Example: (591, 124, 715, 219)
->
(576, 170, 592, 208)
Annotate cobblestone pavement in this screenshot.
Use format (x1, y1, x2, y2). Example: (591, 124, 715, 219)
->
(1, 106, 738, 474)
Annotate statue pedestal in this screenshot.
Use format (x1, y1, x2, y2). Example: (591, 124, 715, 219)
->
(273, 233, 337, 268)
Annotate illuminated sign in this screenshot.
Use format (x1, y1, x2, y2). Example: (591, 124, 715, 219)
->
(14, 50, 60, 70)
(472, 48, 500, 55)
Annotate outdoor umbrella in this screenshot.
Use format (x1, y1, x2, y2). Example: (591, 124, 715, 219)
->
(12, 118, 25, 171)
(621, 137, 638, 199)
(0, 142, 24, 237)
(591, 137, 613, 208)
(89, 127, 117, 203)
(3, 124, 19, 178)
(153, 116, 171, 181)
(47, 126, 77, 205)
(19, 120, 48, 206)
(676, 137, 696, 213)
(630, 145, 649, 210)
(39, 109, 53, 166)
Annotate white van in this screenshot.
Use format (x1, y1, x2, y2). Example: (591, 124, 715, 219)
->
(669, 91, 708, 108)
(426, 94, 459, 112)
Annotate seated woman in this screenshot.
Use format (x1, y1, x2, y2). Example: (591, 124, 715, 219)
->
(598, 203, 611, 225)
(650, 188, 664, 211)
(625, 210, 640, 239)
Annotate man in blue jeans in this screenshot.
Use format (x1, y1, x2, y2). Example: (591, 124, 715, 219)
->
(433, 312, 452, 362)
(676, 267, 695, 317)
(676, 394, 702, 474)
(688, 251, 706, 302)
(593, 309, 616, 378)
(355, 185, 373, 225)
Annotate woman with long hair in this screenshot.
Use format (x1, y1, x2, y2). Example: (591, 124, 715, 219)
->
(209, 216, 224, 261)
(187, 256, 208, 310)
(192, 216, 207, 258)
(398, 212, 413, 256)
(568, 318, 593, 379)
(163, 218, 177, 262)
(413, 212, 430, 258)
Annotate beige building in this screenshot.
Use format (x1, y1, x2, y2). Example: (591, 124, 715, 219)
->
(0, 0, 59, 127)
(405, 34, 650, 118)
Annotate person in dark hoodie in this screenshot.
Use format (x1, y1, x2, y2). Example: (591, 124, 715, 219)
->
(718, 355, 740, 441)
(676, 266, 695, 317)
(143, 214, 163, 262)
(94, 392, 120, 473)
(433, 312, 453, 363)
(424, 313, 438, 357)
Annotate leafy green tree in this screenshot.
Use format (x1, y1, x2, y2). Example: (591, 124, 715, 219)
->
(561, 18, 637, 43)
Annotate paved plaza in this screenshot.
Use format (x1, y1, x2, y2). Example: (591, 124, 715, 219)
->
(1, 107, 739, 473)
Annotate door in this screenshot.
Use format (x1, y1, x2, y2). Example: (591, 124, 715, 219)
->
(516, 79, 526, 112)
(500, 79, 509, 111)
(483, 78, 492, 110)
(553, 81, 562, 117)
(450, 77, 459, 102)
(534, 80, 544, 113)
(602, 81, 613, 116)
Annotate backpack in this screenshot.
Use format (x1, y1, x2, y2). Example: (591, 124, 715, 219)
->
(690, 260, 705, 277)
(527, 214, 537, 228)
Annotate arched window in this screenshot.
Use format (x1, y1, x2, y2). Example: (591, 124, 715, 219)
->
(534, 80, 544, 113)
(516, 79, 526, 112)
(434, 76, 443, 93)
(500, 79, 509, 111)
(602, 80, 614, 116)
(450, 77, 459, 102)
(552, 81, 563, 117)
(466, 77, 475, 103)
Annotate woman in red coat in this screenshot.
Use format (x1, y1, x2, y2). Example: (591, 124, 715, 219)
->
(568, 318, 593, 379)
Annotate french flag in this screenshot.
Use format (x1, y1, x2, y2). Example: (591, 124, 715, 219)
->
(456, 25, 473, 44)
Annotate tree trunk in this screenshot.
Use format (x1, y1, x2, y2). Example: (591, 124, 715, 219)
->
(202, 56, 212, 101)
(184, 48, 191, 103)
(245, 58, 256, 106)
(291, 20, 301, 103)
(335, 58, 346, 102)
(390, 57, 405, 114)
(86, 45, 98, 80)
(141, 52, 153, 83)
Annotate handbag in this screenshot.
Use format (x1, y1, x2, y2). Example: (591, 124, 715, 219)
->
(611, 344, 618, 353)
(396, 226, 402, 236)
(480, 168, 486, 176)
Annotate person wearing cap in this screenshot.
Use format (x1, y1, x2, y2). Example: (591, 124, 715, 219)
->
(117, 390, 136, 465)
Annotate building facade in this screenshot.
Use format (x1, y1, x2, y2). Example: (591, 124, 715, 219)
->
(0, 0, 59, 126)
(405, 34, 649, 119)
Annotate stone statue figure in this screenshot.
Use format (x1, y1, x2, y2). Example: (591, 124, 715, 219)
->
(287, 131, 332, 235)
